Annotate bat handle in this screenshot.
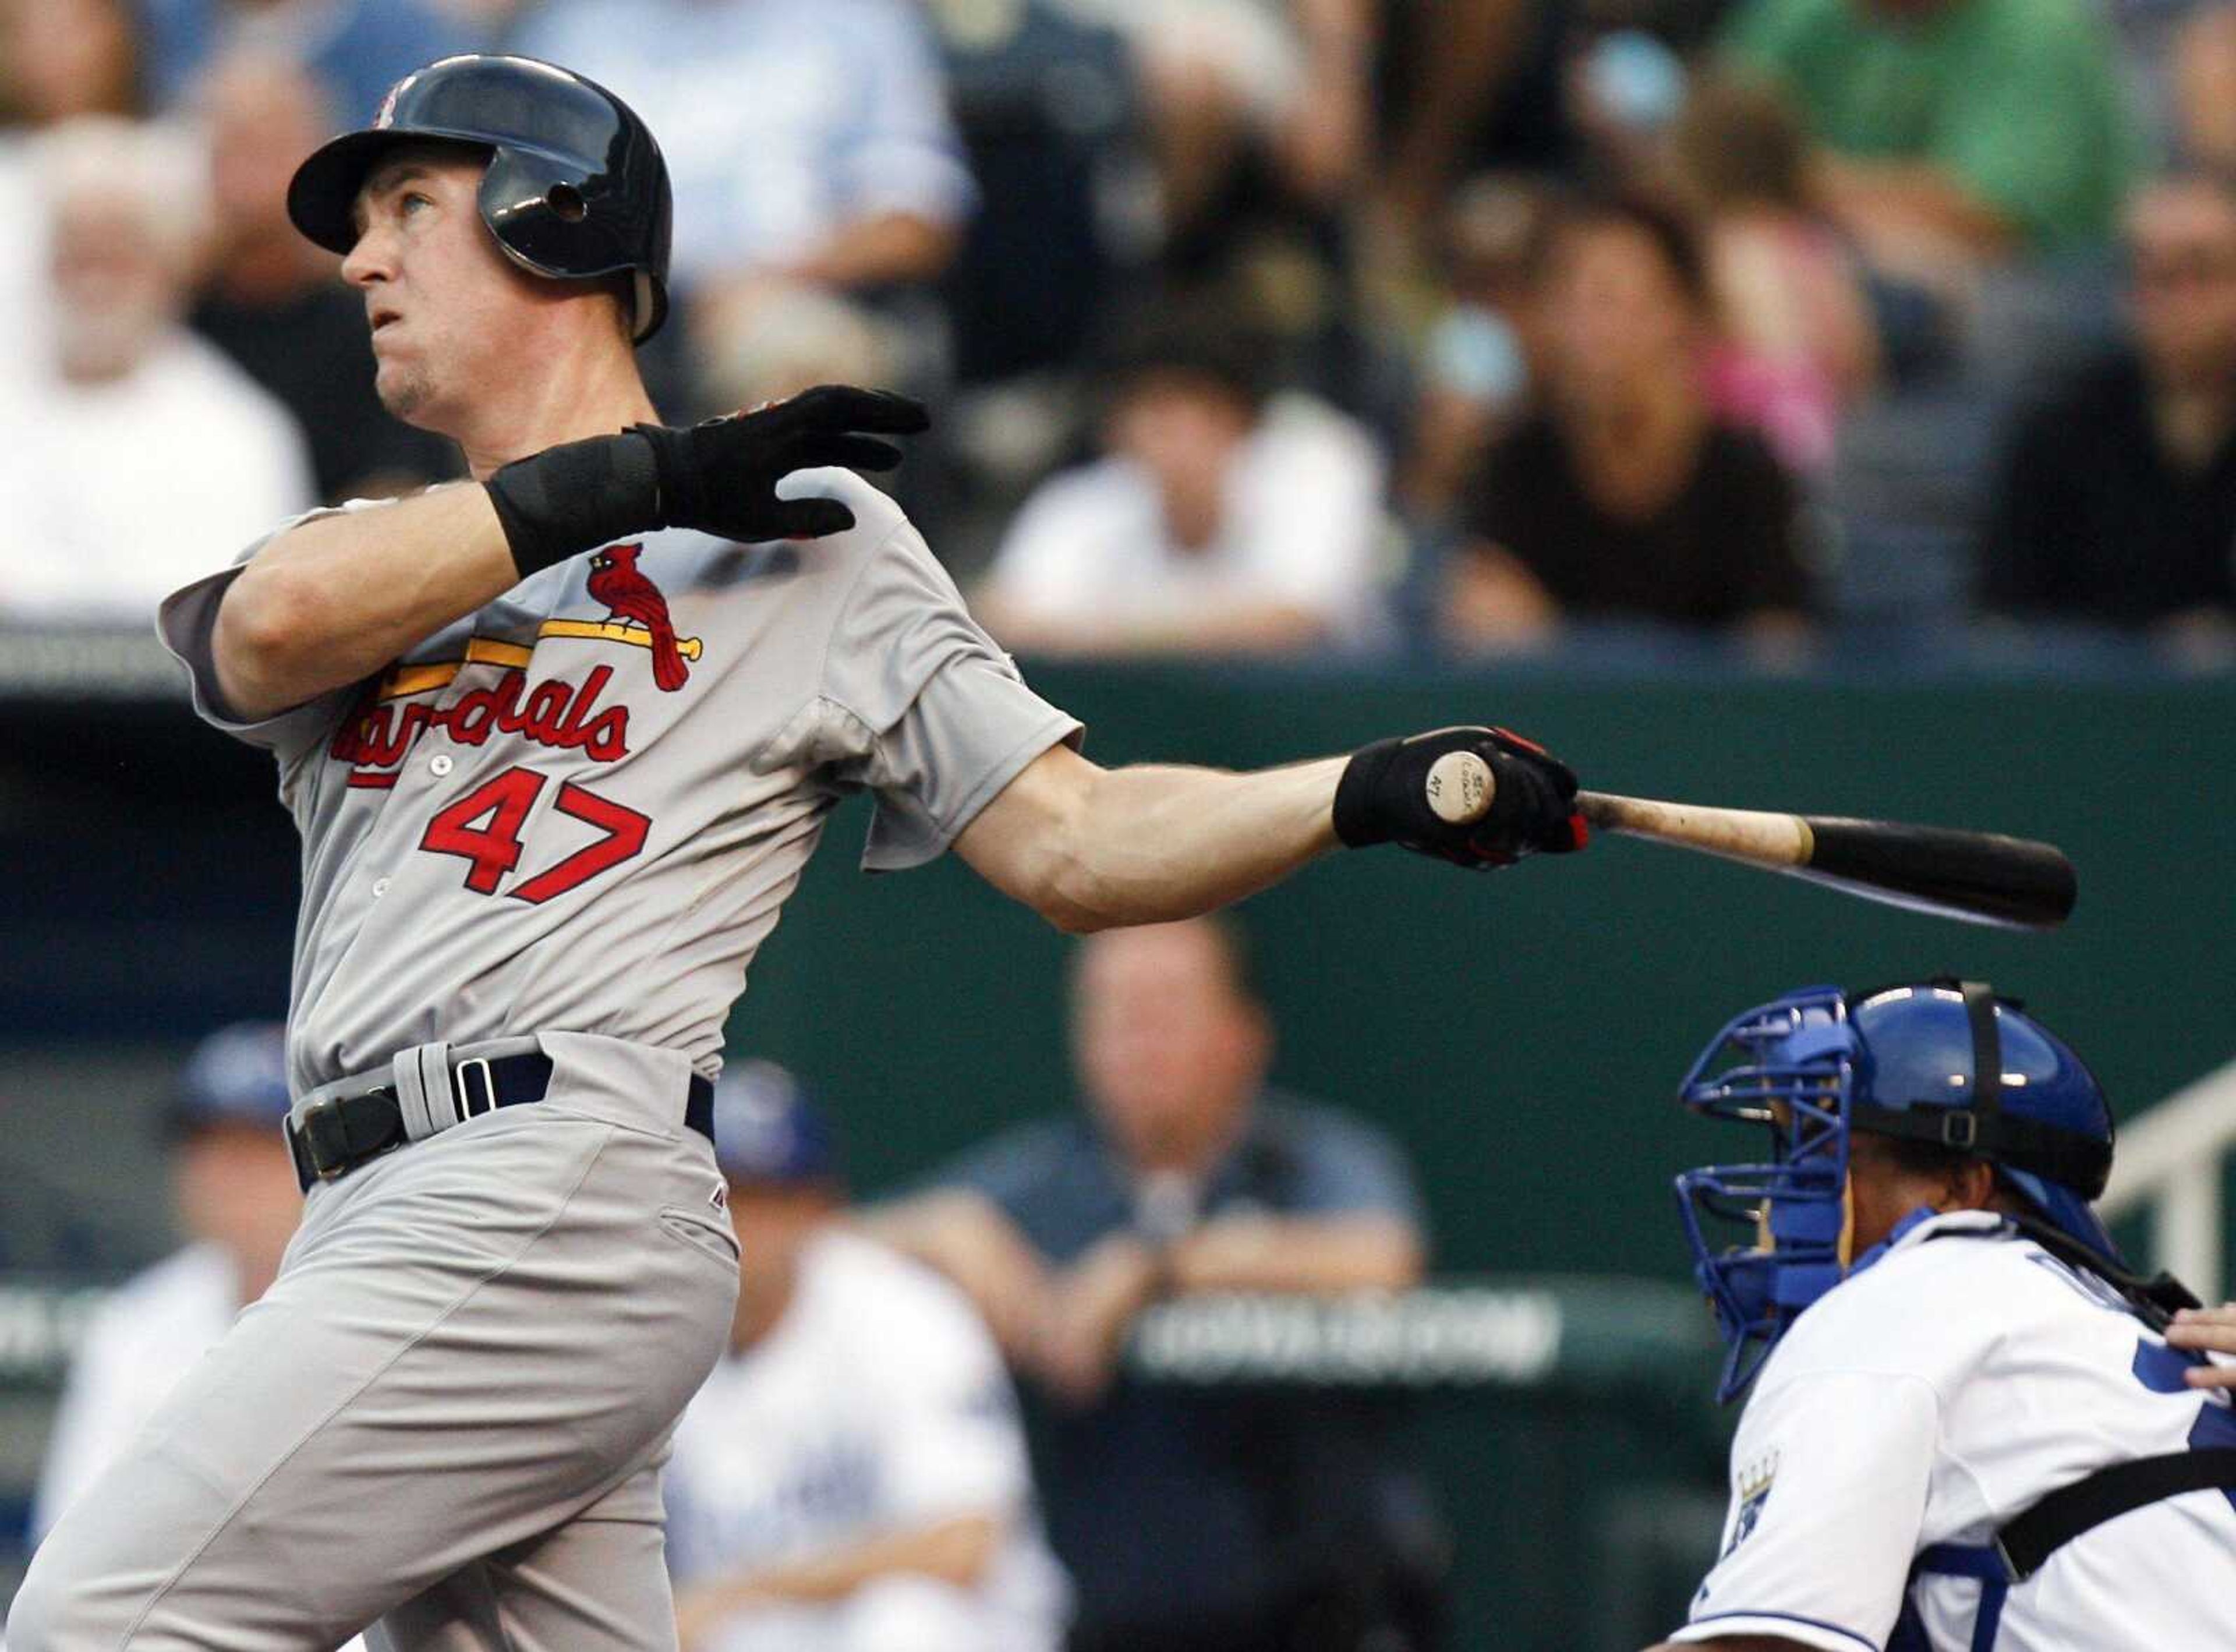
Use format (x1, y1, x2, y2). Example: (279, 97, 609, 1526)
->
(1425, 750, 1496, 825)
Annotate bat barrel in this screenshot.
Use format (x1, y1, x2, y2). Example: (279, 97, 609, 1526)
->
(1800, 817, 2078, 931)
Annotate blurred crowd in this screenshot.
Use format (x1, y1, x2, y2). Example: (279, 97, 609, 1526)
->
(3, 0, 2235, 667)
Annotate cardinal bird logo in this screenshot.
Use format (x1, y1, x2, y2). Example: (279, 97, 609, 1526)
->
(586, 544, 691, 692)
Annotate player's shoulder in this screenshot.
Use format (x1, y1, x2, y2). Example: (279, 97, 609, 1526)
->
(1012, 456, 1151, 528)
(1766, 1214, 2079, 1386)
(1252, 392, 1382, 475)
(1255, 1091, 1413, 1165)
(809, 1229, 1003, 1356)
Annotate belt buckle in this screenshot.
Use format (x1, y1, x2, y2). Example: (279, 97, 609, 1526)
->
(454, 1056, 497, 1121)
(295, 1094, 355, 1182)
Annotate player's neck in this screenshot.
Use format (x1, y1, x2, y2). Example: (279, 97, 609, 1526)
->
(453, 339, 661, 482)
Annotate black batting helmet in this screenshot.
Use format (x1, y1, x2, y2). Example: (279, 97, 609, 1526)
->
(287, 54, 672, 341)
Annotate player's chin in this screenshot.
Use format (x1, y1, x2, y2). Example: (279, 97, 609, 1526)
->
(373, 361, 437, 426)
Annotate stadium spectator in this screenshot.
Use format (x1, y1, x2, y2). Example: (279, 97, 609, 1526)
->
(0, 116, 314, 623)
(1720, 0, 2140, 278)
(1398, 173, 1548, 523)
(666, 1062, 1069, 1652)
(1056, 0, 1375, 248)
(1668, 71, 1879, 473)
(0, 0, 143, 400)
(2176, 4, 2236, 177)
(0, 0, 137, 123)
(512, 0, 974, 412)
(1980, 173, 2236, 648)
(31, 1025, 305, 1541)
(866, 916, 1444, 1652)
(1371, 0, 1572, 257)
(1445, 193, 1812, 651)
(975, 311, 1391, 656)
(1566, 27, 1690, 189)
(134, 0, 482, 131)
(187, 52, 453, 502)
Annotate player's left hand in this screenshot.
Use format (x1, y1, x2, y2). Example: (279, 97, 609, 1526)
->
(633, 384, 931, 543)
(1333, 724, 1588, 869)
(2166, 1305, 2236, 1387)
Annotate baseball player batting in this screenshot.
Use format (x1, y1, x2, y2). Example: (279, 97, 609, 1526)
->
(6, 54, 1583, 1652)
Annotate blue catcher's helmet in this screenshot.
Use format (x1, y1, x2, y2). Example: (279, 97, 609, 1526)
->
(1674, 980, 2117, 1402)
(708, 1060, 840, 1187)
(164, 1021, 294, 1139)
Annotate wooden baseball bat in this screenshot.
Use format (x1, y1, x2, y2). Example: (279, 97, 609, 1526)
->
(1573, 793, 2076, 929)
(1421, 752, 2076, 929)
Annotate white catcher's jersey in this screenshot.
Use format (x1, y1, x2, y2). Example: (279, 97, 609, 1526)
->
(664, 1229, 1069, 1652)
(158, 472, 1080, 1098)
(1675, 1211, 2236, 1652)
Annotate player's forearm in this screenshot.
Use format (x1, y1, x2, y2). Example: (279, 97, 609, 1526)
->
(969, 748, 1347, 933)
(214, 483, 520, 720)
(1170, 1215, 1424, 1296)
(688, 1513, 1002, 1612)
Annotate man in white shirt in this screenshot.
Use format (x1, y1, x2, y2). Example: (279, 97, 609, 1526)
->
(1650, 980, 2236, 1652)
(664, 1062, 1069, 1652)
(976, 313, 1390, 657)
(0, 116, 315, 623)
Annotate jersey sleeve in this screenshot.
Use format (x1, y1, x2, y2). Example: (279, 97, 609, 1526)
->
(871, 1267, 1035, 1524)
(155, 500, 389, 789)
(1670, 1369, 1940, 1652)
(797, 510, 1083, 871)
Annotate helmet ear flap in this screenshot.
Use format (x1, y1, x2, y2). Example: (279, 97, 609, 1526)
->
(470, 144, 667, 341)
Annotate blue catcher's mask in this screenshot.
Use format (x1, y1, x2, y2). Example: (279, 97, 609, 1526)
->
(1675, 980, 2120, 1403)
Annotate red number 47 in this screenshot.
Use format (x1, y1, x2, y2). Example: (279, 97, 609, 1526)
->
(420, 766, 650, 904)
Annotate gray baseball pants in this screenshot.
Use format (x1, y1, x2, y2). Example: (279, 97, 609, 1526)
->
(8, 1033, 738, 1651)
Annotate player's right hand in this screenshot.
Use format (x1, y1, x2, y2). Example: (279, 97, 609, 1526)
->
(1332, 724, 1588, 869)
(632, 385, 931, 543)
(2168, 1305, 2236, 1388)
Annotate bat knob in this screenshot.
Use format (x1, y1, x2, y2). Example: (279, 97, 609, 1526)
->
(1426, 750, 1494, 825)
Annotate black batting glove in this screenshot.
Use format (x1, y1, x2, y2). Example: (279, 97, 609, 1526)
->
(632, 385, 929, 543)
(1333, 725, 1588, 869)
(485, 385, 930, 579)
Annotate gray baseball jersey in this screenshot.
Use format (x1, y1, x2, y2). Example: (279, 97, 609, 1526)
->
(157, 469, 1081, 1097)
